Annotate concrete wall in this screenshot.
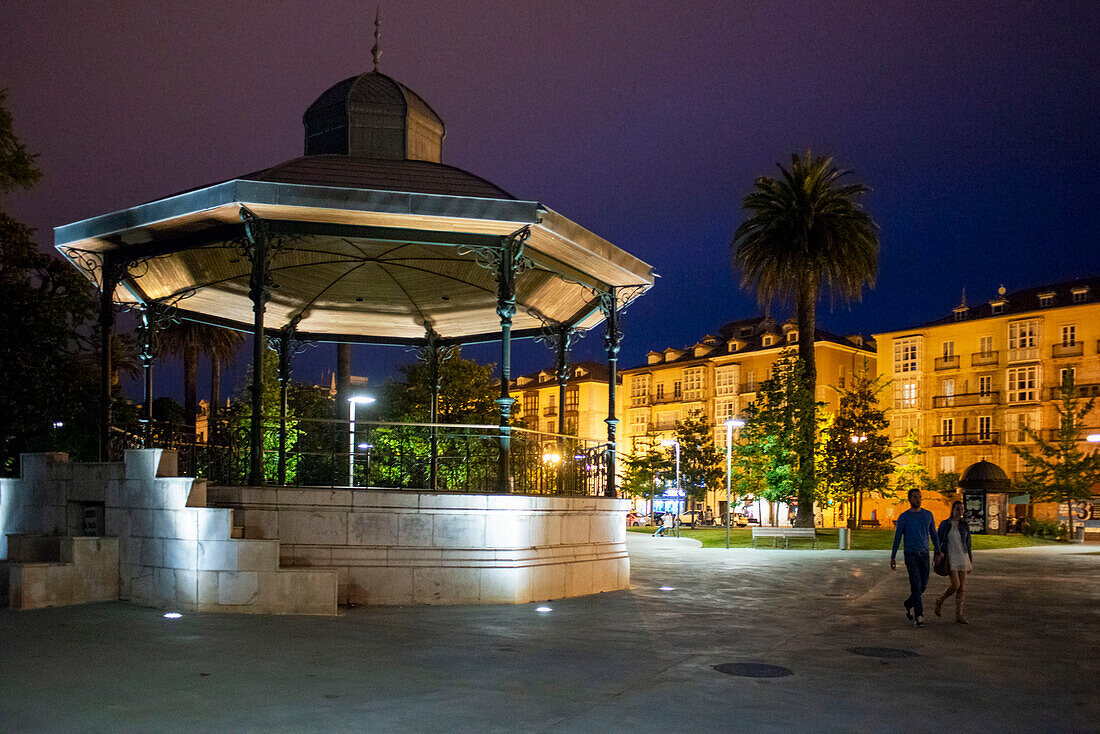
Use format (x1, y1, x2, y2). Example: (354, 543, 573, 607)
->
(207, 487, 631, 605)
(0, 451, 336, 615)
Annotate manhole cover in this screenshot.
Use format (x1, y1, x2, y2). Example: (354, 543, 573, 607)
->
(849, 647, 918, 659)
(713, 662, 793, 678)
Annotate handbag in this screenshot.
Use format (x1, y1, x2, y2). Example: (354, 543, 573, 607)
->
(933, 552, 949, 577)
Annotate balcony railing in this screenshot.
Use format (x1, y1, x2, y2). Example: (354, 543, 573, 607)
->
(630, 396, 650, 406)
(739, 383, 758, 394)
(652, 394, 680, 404)
(1052, 342, 1083, 358)
(1048, 383, 1100, 400)
(971, 351, 999, 366)
(931, 391, 1001, 408)
(543, 406, 557, 416)
(1007, 346, 1039, 362)
(932, 431, 1000, 447)
(934, 355, 960, 371)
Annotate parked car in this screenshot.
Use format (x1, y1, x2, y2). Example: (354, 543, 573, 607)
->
(626, 512, 651, 527)
(729, 513, 751, 528)
(677, 510, 719, 527)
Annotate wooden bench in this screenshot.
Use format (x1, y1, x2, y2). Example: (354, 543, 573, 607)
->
(859, 519, 881, 528)
(751, 527, 817, 549)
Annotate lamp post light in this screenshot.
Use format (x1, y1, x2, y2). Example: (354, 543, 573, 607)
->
(724, 418, 745, 549)
(1087, 434, 1100, 443)
(660, 439, 682, 518)
(348, 395, 376, 487)
(850, 434, 867, 530)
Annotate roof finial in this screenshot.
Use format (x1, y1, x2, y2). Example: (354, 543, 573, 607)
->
(371, 6, 382, 71)
(959, 287, 967, 308)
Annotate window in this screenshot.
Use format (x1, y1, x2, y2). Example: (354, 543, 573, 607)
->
(1072, 287, 1088, 303)
(745, 370, 756, 391)
(787, 331, 798, 342)
(894, 337, 921, 373)
(942, 378, 955, 398)
(1007, 365, 1039, 402)
(941, 418, 955, 439)
(547, 394, 556, 411)
(893, 412, 918, 440)
(838, 365, 846, 389)
(1008, 319, 1039, 360)
(684, 367, 704, 400)
(656, 383, 665, 400)
(991, 302, 1004, 314)
(1039, 294, 1054, 307)
(715, 397, 737, 423)
(979, 375, 992, 397)
(673, 381, 682, 399)
(565, 387, 579, 412)
(762, 335, 774, 347)
(940, 456, 955, 473)
(1061, 325, 1076, 346)
(942, 341, 955, 358)
(715, 365, 738, 396)
(894, 378, 919, 409)
(565, 418, 577, 434)
(978, 416, 992, 441)
(740, 326, 753, 338)
(979, 336, 993, 356)
(1060, 367, 1075, 386)
(523, 392, 539, 417)
(1010, 412, 1039, 443)
(631, 412, 647, 427)
(545, 421, 555, 434)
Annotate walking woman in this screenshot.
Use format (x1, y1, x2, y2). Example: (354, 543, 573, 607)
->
(935, 501, 973, 623)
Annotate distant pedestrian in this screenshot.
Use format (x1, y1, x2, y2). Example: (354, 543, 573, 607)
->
(934, 501, 973, 624)
(653, 512, 673, 537)
(890, 488, 942, 628)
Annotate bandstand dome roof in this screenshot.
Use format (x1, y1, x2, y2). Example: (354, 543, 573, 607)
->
(958, 460, 1011, 493)
(55, 65, 653, 346)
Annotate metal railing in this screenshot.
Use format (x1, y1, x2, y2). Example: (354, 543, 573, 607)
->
(934, 355, 960, 371)
(1048, 383, 1100, 400)
(931, 391, 1000, 408)
(931, 431, 999, 446)
(1052, 342, 1083, 358)
(971, 351, 999, 366)
(114, 417, 608, 494)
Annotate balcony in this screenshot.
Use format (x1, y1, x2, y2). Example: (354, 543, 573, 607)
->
(543, 406, 557, 417)
(739, 383, 758, 394)
(932, 432, 1000, 447)
(934, 355, 960, 371)
(971, 351, 999, 366)
(1048, 383, 1100, 400)
(1007, 347, 1039, 362)
(931, 391, 1001, 408)
(564, 407, 579, 416)
(652, 395, 680, 405)
(1052, 342, 1083, 358)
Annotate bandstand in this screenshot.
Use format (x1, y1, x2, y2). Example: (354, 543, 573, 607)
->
(1, 57, 654, 612)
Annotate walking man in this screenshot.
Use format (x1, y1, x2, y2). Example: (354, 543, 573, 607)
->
(890, 488, 942, 628)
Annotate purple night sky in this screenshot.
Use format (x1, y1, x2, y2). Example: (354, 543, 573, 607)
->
(3, 1, 1098, 402)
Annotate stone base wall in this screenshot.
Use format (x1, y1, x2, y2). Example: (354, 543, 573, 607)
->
(207, 487, 631, 605)
(0, 452, 336, 615)
(6, 535, 119, 610)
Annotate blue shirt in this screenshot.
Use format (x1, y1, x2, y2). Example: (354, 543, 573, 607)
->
(891, 508, 940, 559)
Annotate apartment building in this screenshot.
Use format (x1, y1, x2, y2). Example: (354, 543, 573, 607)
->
(510, 361, 617, 440)
(620, 316, 877, 518)
(873, 277, 1100, 532)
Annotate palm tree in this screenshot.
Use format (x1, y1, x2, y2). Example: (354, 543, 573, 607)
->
(732, 151, 879, 527)
(205, 327, 245, 426)
(158, 321, 243, 436)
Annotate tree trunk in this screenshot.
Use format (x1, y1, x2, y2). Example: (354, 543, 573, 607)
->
(183, 344, 198, 438)
(336, 343, 351, 417)
(210, 356, 222, 433)
(794, 279, 817, 527)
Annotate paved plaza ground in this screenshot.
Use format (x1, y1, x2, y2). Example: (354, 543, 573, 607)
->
(1, 535, 1097, 732)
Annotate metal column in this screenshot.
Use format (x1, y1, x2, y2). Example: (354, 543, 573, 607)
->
(601, 287, 621, 498)
(241, 207, 272, 486)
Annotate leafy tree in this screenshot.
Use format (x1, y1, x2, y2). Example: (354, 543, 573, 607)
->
(821, 368, 894, 527)
(731, 354, 816, 517)
(0, 91, 102, 471)
(378, 348, 498, 424)
(924, 471, 960, 499)
(1010, 373, 1100, 538)
(732, 152, 879, 526)
(622, 437, 664, 506)
(668, 413, 723, 508)
(894, 429, 930, 498)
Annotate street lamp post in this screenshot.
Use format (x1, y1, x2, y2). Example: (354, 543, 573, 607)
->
(850, 434, 867, 530)
(348, 396, 376, 487)
(660, 439, 682, 519)
(724, 418, 745, 549)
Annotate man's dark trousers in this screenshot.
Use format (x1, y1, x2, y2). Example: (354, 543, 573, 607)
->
(903, 551, 930, 618)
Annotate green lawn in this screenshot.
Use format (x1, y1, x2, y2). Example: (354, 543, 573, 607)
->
(626, 526, 1062, 550)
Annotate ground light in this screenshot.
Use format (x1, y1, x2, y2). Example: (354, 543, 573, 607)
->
(536, 606, 552, 613)
(163, 612, 182, 619)
(659, 586, 675, 591)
